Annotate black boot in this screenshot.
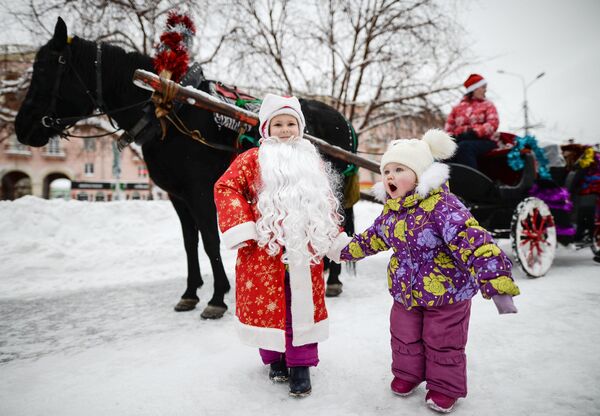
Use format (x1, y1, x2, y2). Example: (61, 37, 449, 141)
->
(269, 357, 288, 382)
(289, 366, 311, 397)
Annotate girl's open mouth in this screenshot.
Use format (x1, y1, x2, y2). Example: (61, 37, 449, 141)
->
(388, 183, 397, 192)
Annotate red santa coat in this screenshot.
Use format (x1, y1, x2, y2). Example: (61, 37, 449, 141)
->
(214, 147, 329, 352)
(445, 97, 499, 140)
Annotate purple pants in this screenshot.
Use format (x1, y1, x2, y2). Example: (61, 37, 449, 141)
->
(259, 273, 319, 367)
(390, 299, 471, 398)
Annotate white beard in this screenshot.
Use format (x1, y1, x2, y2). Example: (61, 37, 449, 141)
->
(256, 137, 342, 265)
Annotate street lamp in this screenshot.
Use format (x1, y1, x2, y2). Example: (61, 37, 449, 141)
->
(497, 70, 545, 136)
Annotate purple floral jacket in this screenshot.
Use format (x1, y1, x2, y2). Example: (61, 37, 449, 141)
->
(340, 165, 520, 309)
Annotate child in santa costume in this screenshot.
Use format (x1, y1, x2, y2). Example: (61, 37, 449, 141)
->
(214, 93, 347, 397)
(330, 130, 520, 413)
(445, 74, 500, 169)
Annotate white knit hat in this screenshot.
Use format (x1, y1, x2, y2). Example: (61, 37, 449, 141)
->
(258, 93, 306, 140)
(380, 129, 457, 180)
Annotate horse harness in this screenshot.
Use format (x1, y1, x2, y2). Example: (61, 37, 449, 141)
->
(41, 40, 243, 154)
(41, 42, 150, 139)
(129, 63, 247, 154)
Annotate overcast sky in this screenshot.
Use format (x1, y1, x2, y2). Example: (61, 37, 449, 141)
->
(454, 0, 600, 144)
(1, 0, 599, 144)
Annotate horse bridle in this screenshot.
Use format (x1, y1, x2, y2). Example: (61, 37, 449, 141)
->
(41, 40, 245, 153)
(41, 42, 150, 139)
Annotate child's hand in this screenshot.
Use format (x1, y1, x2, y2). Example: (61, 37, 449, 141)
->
(492, 295, 518, 314)
(326, 232, 353, 263)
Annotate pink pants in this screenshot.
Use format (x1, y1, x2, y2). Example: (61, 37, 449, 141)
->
(259, 273, 319, 367)
(390, 300, 471, 398)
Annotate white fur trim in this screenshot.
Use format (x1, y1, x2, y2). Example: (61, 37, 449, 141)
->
(465, 78, 487, 93)
(292, 318, 329, 347)
(371, 181, 388, 203)
(422, 129, 457, 160)
(415, 162, 450, 197)
(236, 318, 286, 352)
(221, 221, 258, 249)
(326, 232, 353, 263)
(288, 256, 317, 341)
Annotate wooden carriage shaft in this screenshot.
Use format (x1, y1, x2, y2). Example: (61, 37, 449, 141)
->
(132, 69, 381, 174)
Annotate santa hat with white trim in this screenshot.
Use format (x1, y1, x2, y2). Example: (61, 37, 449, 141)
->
(464, 73, 487, 94)
(258, 93, 306, 140)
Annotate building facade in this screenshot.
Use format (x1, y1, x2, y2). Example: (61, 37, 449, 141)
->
(0, 44, 157, 201)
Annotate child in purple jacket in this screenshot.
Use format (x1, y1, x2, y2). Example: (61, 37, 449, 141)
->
(329, 129, 520, 413)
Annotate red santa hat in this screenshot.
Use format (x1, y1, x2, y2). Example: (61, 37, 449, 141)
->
(258, 93, 306, 140)
(464, 73, 487, 94)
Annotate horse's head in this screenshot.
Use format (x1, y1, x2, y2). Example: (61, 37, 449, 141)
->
(15, 17, 96, 147)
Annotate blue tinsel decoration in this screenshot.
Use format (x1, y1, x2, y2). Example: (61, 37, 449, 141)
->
(506, 135, 552, 180)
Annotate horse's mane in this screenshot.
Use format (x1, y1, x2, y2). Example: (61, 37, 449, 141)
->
(69, 37, 154, 96)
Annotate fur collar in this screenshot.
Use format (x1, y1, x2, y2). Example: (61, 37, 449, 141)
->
(371, 162, 450, 203)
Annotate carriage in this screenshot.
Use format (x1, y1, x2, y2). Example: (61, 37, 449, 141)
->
(448, 132, 600, 277)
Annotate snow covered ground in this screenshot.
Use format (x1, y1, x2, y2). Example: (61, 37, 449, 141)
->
(1, 196, 599, 415)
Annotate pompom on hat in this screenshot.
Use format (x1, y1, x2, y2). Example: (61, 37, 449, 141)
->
(464, 73, 487, 94)
(258, 93, 306, 140)
(380, 129, 457, 180)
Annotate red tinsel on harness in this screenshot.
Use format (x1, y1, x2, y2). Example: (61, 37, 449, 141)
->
(166, 12, 196, 34)
(153, 10, 196, 82)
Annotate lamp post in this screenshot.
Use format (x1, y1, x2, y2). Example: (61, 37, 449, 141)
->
(497, 70, 545, 136)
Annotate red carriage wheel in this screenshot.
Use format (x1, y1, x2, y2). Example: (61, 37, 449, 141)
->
(510, 197, 557, 277)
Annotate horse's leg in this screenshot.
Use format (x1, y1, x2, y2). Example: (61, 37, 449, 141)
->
(189, 194, 231, 320)
(325, 260, 343, 297)
(325, 206, 355, 297)
(170, 196, 203, 312)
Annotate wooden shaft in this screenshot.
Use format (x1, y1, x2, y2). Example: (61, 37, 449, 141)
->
(133, 69, 380, 173)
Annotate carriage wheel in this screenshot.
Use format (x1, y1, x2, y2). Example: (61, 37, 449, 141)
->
(510, 197, 557, 277)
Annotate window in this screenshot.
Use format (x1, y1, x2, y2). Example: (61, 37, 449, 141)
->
(6, 134, 30, 154)
(131, 191, 141, 200)
(84, 163, 94, 176)
(84, 138, 96, 152)
(137, 166, 148, 178)
(47, 137, 61, 154)
(95, 192, 105, 201)
(76, 192, 89, 201)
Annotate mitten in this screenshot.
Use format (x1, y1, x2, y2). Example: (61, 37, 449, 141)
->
(492, 294, 518, 314)
(326, 232, 353, 263)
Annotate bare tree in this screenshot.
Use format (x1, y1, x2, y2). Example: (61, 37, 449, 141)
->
(1, 0, 234, 61)
(222, 0, 468, 136)
(0, 0, 237, 143)
(1, 0, 469, 141)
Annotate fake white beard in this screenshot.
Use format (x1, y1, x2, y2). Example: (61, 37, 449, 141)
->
(256, 137, 342, 265)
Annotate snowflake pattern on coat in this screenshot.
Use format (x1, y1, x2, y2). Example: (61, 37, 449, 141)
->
(214, 148, 328, 334)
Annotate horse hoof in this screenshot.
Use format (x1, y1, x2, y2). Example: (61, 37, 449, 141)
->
(201, 304, 227, 319)
(325, 283, 343, 297)
(174, 298, 199, 312)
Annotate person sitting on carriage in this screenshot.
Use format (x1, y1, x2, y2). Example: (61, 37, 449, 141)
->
(445, 74, 500, 169)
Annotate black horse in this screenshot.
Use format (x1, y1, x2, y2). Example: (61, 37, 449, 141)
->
(15, 18, 356, 319)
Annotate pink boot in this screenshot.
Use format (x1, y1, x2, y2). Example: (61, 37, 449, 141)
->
(390, 377, 419, 396)
(425, 390, 457, 413)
